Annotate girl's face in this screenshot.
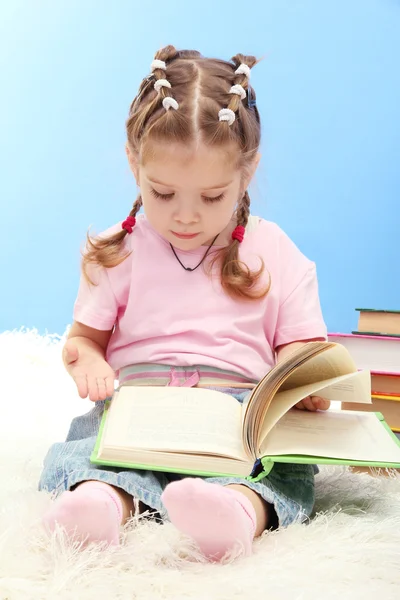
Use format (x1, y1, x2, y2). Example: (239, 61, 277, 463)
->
(127, 142, 256, 250)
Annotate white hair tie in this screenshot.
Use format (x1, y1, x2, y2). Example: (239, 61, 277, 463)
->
(163, 97, 179, 111)
(235, 64, 251, 79)
(229, 84, 246, 100)
(154, 78, 171, 93)
(151, 59, 166, 71)
(218, 108, 236, 126)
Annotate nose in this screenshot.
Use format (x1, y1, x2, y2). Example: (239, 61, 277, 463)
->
(173, 200, 199, 225)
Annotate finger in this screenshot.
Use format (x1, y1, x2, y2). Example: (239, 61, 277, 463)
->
(311, 396, 331, 411)
(301, 396, 318, 411)
(87, 377, 100, 402)
(74, 375, 89, 399)
(295, 400, 306, 410)
(96, 377, 108, 401)
(105, 376, 115, 398)
(64, 342, 79, 365)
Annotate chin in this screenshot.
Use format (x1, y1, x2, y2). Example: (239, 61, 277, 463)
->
(168, 237, 205, 250)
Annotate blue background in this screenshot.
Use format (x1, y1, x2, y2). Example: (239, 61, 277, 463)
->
(1, 0, 399, 335)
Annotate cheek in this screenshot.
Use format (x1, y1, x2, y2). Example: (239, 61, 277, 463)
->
(142, 195, 171, 227)
(213, 194, 238, 217)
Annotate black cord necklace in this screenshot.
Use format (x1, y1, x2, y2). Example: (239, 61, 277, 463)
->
(169, 234, 219, 272)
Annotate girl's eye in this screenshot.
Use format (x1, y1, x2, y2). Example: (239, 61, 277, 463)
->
(203, 193, 225, 204)
(150, 188, 174, 201)
(150, 188, 225, 203)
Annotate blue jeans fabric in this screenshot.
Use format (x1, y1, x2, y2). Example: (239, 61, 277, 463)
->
(38, 388, 316, 528)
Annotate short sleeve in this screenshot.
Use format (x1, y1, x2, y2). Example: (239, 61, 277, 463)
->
(273, 234, 327, 349)
(73, 263, 118, 331)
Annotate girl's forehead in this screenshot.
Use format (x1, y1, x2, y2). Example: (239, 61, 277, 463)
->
(142, 146, 240, 189)
(141, 140, 240, 170)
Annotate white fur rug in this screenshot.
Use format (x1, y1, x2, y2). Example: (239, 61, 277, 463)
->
(1, 330, 400, 600)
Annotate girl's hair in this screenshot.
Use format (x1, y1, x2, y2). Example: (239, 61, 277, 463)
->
(84, 45, 269, 300)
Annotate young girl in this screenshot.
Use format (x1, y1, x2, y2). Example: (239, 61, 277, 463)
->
(39, 45, 329, 562)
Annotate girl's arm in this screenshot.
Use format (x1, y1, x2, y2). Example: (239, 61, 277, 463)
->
(62, 321, 115, 401)
(275, 338, 325, 363)
(276, 338, 330, 411)
(63, 321, 113, 368)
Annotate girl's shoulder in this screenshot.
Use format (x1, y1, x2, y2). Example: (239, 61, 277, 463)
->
(97, 213, 148, 251)
(246, 216, 312, 267)
(98, 213, 146, 237)
(246, 215, 288, 245)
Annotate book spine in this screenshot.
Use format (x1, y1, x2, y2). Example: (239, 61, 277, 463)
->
(371, 394, 400, 402)
(328, 332, 400, 342)
(352, 331, 400, 339)
(371, 371, 400, 377)
(355, 308, 400, 315)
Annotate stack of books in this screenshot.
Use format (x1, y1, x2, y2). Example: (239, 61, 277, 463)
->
(328, 309, 400, 434)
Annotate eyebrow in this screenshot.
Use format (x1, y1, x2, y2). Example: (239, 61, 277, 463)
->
(148, 177, 234, 190)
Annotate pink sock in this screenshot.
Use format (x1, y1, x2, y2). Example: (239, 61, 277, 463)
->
(42, 481, 124, 546)
(161, 479, 257, 561)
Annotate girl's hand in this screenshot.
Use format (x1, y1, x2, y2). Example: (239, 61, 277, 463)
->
(295, 396, 330, 411)
(63, 339, 116, 402)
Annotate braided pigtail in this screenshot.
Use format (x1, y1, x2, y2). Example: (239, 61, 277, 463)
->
(217, 54, 258, 128)
(82, 47, 183, 284)
(209, 54, 268, 300)
(208, 191, 268, 300)
(82, 195, 143, 284)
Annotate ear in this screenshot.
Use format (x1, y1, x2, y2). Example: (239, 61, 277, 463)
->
(242, 152, 261, 190)
(125, 144, 140, 185)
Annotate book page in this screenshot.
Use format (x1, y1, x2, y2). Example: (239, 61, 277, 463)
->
(242, 342, 361, 455)
(260, 409, 400, 463)
(103, 386, 249, 461)
(256, 370, 371, 453)
(279, 343, 358, 391)
(241, 342, 331, 454)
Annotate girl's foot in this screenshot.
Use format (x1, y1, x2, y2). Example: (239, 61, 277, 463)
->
(42, 481, 123, 545)
(161, 478, 256, 561)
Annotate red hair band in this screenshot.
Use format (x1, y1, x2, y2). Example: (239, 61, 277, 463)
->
(122, 216, 136, 233)
(232, 225, 245, 243)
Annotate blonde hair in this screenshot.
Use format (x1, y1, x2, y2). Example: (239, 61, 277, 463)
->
(83, 45, 269, 300)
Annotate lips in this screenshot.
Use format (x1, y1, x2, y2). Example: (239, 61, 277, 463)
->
(171, 231, 200, 240)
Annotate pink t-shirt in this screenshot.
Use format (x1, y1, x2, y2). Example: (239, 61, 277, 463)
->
(73, 215, 327, 381)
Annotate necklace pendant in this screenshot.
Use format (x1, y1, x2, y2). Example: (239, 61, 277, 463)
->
(185, 267, 193, 272)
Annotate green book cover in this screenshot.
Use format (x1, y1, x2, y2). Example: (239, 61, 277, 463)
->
(355, 308, 400, 314)
(90, 403, 400, 483)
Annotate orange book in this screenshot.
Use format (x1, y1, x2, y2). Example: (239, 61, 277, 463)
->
(371, 372, 400, 395)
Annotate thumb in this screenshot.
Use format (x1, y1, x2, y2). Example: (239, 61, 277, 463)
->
(64, 340, 79, 365)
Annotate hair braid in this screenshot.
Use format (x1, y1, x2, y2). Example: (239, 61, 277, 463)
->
(236, 190, 251, 228)
(207, 190, 268, 300)
(152, 46, 179, 108)
(82, 194, 143, 283)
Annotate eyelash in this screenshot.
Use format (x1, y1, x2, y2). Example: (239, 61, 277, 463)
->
(150, 189, 225, 203)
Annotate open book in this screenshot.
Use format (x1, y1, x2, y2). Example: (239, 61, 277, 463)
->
(90, 342, 400, 480)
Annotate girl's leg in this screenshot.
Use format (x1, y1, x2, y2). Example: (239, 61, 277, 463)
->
(161, 478, 270, 561)
(43, 481, 135, 545)
(226, 483, 270, 537)
(76, 481, 136, 522)
(162, 463, 315, 562)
